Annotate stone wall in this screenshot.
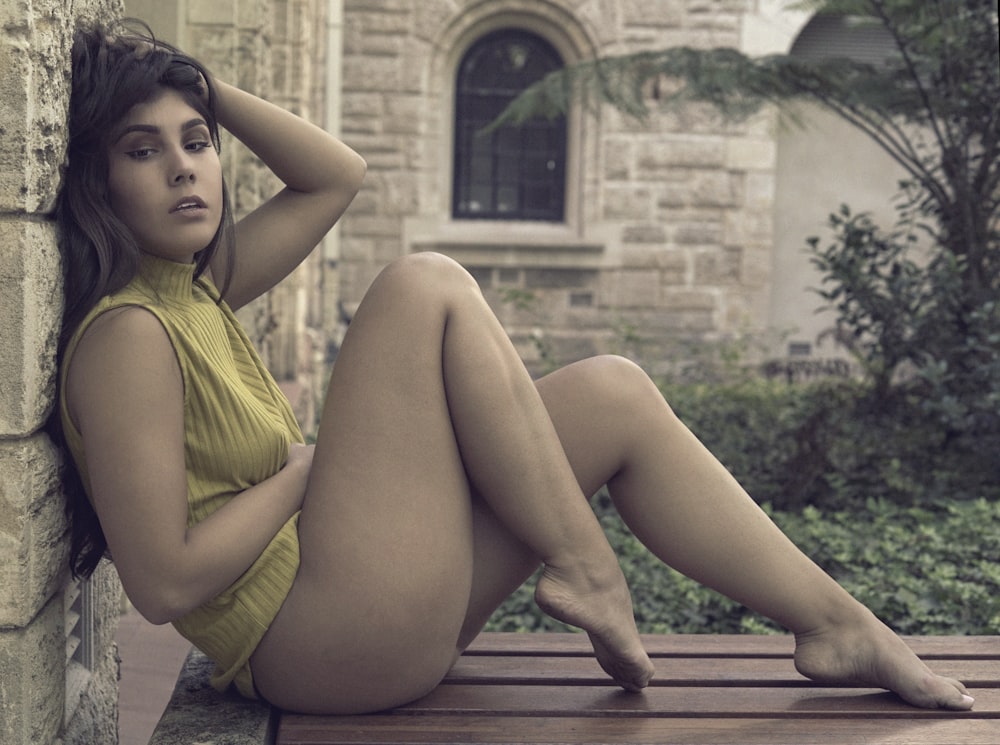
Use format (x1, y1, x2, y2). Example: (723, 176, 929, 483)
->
(337, 0, 796, 375)
(0, 2, 124, 744)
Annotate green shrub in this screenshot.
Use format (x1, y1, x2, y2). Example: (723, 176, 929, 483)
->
(660, 379, 998, 509)
(485, 495, 1000, 636)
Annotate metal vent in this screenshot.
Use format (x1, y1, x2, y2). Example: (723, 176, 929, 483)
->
(64, 579, 95, 723)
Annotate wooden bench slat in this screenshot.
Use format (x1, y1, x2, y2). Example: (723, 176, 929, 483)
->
(393, 682, 999, 718)
(277, 715, 1000, 745)
(277, 634, 999, 745)
(464, 632, 1000, 659)
(446, 655, 1000, 687)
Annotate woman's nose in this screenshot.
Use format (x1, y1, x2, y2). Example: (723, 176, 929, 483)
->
(170, 150, 196, 184)
(172, 166, 196, 184)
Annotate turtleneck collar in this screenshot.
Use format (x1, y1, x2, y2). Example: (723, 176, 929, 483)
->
(137, 253, 198, 301)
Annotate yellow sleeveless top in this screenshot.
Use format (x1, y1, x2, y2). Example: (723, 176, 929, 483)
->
(59, 254, 302, 698)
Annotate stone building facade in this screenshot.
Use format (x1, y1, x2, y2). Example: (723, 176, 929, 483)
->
(336, 0, 798, 375)
(336, 0, 904, 375)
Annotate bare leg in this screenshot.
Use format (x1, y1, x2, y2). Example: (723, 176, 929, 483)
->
(250, 254, 650, 714)
(519, 356, 974, 711)
(252, 253, 970, 712)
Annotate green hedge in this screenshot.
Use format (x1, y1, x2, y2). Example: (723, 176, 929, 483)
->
(486, 495, 1000, 636)
(662, 379, 998, 510)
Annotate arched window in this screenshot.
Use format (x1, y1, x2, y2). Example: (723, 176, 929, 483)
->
(453, 29, 566, 221)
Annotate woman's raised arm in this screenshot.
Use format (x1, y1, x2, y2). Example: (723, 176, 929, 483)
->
(210, 79, 366, 310)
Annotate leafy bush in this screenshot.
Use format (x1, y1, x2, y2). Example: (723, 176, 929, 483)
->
(486, 494, 1000, 636)
(661, 379, 998, 510)
(809, 204, 1000, 488)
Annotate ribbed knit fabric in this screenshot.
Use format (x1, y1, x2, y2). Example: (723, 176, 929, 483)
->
(59, 254, 303, 698)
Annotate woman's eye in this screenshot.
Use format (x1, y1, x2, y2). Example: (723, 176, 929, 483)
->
(127, 147, 155, 159)
(186, 140, 212, 152)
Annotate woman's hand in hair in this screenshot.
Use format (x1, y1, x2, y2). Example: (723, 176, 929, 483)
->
(209, 80, 366, 310)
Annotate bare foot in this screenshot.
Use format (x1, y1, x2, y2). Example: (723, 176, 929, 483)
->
(794, 608, 975, 710)
(535, 562, 654, 691)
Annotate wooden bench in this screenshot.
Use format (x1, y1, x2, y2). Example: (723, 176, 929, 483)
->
(277, 632, 999, 745)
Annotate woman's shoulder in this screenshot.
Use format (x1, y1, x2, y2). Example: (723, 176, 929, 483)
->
(67, 304, 178, 389)
(61, 303, 183, 440)
(64, 284, 172, 362)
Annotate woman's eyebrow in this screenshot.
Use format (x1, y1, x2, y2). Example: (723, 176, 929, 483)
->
(113, 118, 208, 143)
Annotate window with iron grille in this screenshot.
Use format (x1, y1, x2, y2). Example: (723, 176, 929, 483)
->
(453, 29, 566, 221)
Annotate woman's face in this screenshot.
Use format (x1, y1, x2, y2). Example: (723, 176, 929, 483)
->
(106, 88, 223, 263)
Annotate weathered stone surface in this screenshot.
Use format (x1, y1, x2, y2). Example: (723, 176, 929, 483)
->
(149, 648, 274, 745)
(599, 269, 660, 308)
(0, 595, 65, 745)
(694, 246, 743, 285)
(637, 137, 727, 172)
(0, 436, 67, 629)
(0, 218, 63, 438)
(0, 1, 73, 215)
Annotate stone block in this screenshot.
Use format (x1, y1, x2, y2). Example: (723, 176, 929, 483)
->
(726, 137, 777, 172)
(384, 95, 422, 134)
(744, 171, 776, 209)
(622, 224, 667, 245)
(637, 137, 726, 174)
(725, 208, 774, 246)
(186, 25, 239, 81)
(622, 0, 683, 27)
(188, 0, 235, 27)
(412, 0, 456, 42)
(673, 219, 723, 246)
(0, 595, 65, 745)
(599, 269, 660, 309)
(0, 218, 63, 438)
(694, 246, 743, 285)
(524, 268, 596, 290)
(690, 171, 739, 208)
(0, 436, 68, 629)
(602, 140, 632, 181)
(0, 3, 73, 215)
(344, 53, 402, 92)
(603, 186, 651, 220)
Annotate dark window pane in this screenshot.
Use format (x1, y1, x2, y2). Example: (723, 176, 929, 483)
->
(453, 30, 566, 221)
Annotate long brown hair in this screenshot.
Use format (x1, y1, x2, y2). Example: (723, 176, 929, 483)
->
(53, 20, 236, 577)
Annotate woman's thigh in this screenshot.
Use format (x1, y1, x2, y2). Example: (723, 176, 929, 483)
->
(252, 255, 651, 712)
(251, 256, 485, 712)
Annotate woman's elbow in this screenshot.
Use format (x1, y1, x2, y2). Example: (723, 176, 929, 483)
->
(125, 579, 195, 625)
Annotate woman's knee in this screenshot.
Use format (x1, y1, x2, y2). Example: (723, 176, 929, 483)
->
(375, 252, 481, 302)
(581, 355, 662, 406)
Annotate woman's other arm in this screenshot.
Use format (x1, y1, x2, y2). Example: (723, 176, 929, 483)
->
(209, 80, 366, 310)
(66, 307, 313, 624)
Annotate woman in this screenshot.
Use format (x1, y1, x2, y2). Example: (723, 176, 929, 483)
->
(54, 22, 974, 715)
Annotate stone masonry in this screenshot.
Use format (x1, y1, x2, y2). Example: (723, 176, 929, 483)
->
(1, 2, 124, 744)
(336, 0, 810, 375)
